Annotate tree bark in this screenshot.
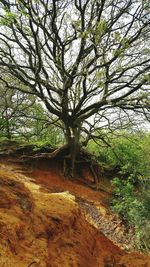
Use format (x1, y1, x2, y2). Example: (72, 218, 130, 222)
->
(64, 125, 81, 178)
(6, 118, 11, 140)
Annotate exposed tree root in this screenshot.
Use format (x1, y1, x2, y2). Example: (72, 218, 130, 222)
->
(7, 144, 102, 188)
(43, 147, 99, 186)
(21, 144, 69, 159)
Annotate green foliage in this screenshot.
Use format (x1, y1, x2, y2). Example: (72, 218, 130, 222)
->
(114, 133, 150, 183)
(114, 31, 121, 42)
(111, 178, 150, 252)
(87, 136, 116, 167)
(111, 178, 135, 219)
(0, 118, 7, 133)
(0, 10, 17, 26)
(88, 131, 150, 183)
(94, 20, 107, 43)
(88, 130, 150, 253)
(30, 140, 56, 153)
(0, 80, 64, 145)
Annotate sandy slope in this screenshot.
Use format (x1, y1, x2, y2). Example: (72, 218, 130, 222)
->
(0, 161, 150, 267)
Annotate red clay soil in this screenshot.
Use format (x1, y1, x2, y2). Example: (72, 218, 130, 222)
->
(30, 158, 110, 207)
(0, 158, 150, 267)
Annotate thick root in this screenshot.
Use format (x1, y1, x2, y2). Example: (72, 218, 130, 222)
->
(20, 145, 102, 187)
(25, 144, 68, 159)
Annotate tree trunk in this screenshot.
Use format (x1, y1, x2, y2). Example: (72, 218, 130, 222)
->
(6, 118, 11, 140)
(64, 125, 81, 178)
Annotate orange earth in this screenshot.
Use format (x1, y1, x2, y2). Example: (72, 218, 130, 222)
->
(0, 154, 150, 267)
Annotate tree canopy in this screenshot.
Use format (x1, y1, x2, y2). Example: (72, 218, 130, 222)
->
(0, 0, 150, 175)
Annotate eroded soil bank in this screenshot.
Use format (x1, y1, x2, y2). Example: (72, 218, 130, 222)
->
(0, 152, 150, 267)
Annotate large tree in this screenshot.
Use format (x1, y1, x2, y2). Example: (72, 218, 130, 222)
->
(0, 0, 150, 176)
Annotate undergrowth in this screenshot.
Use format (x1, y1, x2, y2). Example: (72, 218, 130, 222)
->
(111, 178, 150, 253)
(88, 131, 150, 253)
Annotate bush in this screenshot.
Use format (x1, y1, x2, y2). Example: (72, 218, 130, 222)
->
(111, 177, 150, 253)
(88, 131, 150, 184)
(88, 131, 150, 252)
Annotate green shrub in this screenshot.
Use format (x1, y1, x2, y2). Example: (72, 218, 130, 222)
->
(88, 131, 150, 184)
(111, 177, 150, 253)
(89, 131, 150, 253)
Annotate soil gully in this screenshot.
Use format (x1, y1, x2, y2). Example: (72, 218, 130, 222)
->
(27, 159, 135, 252)
(77, 198, 135, 251)
(0, 155, 150, 267)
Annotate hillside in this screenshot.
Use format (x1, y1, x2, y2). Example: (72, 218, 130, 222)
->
(0, 143, 150, 267)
